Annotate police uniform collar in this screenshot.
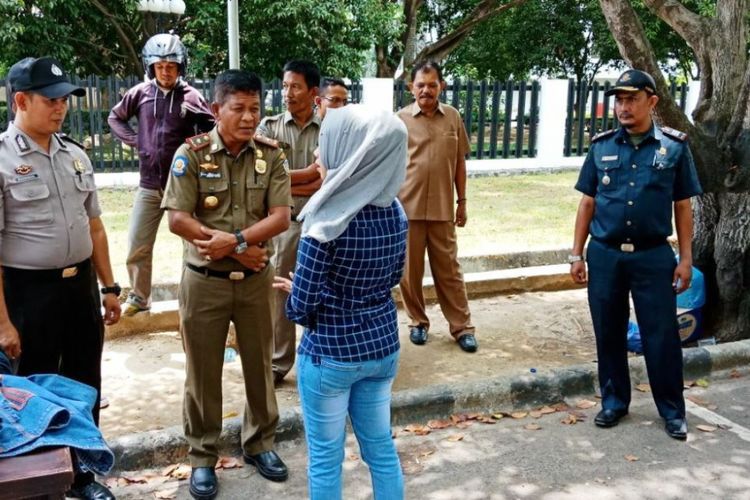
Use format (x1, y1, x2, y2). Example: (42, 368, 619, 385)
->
(283, 110, 321, 128)
(412, 101, 445, 117)
(615, 122, 657, 143)
(7, 123, 37, 156)
(54, 134, 69, 150)
(208, 127, 229, 154)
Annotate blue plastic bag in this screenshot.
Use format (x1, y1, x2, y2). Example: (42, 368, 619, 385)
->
(627, 320, 642, 353)
(676, 262, 705, 309)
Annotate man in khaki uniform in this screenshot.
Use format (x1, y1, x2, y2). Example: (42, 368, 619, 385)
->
(162, 70, 291, 499)
(397, 61, 478, 353)
(256, 60, 322, 383)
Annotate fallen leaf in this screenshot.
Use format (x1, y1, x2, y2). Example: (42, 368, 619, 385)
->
(419, 450, 435, 458)
(540, 406, 557, 414)
(696, 424, 717, 432)
(576, 399, 597, 409)
(427, 419, 453, 429)
(166, 464, 191, 481)
(446, 434, 464, 442)
(561, 413, 578, 425)
(687, 395, 708, 406)
(635, 384, 651, 393)
(707, 404, 718, 411)
(450, 414, 467, 424)
(466, 413, 482, 421)
(529, 410, 543, 419)
(640, 420, 654, 426)
(695, 378, 710, 388)
(348, 454, 360, 461)
(684, 380, 696, 388)
(730, 369, 742, 379)
(455, 422, 472, 429)
(551, 402, 570, 412)
(154, 490, 177, 499)
(161, 464, 179, 477)
(491, 413, 505, 420)
(216, 457, 242, 469)
(524, 423, 542, 431)
(403, 424, 431, 436)
(624, 454, 639, 462)
(222, 411, 239, 419)
(510, 412, 528, 419)
(121, 475, 148, 484)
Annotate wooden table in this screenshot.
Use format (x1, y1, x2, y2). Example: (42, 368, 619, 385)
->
(0, 447, 74, 500)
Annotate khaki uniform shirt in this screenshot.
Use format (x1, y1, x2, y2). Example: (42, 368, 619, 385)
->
(0, 123, 100, 269)
(397, 102, 470, 221)
(257, 111, 320, 216)
(161, 127, 291, 271)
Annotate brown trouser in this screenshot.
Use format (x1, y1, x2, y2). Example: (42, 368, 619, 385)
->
(399, 220, 474, 339)
(179, 265, 279, 467)
(126, 187, 165, 307)
(270, 220, 302, 377)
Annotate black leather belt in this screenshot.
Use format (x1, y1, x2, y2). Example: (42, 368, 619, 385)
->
(592, 237, 667, 253)
(186, 263, 255, 281)
(2, 258, 90, 280)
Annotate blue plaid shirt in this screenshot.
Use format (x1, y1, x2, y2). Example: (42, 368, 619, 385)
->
(288, 200, 408, 362)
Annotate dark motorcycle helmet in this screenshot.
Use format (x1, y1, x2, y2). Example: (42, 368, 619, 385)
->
(142, 33, 187, 79)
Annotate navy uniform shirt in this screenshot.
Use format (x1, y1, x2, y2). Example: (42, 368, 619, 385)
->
(575, 124, 702, 244)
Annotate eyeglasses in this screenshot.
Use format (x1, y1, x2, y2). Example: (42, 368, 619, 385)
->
(321, 96, 349, 106)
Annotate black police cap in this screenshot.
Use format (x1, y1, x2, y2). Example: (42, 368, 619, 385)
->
(8, 57, 85, 99)
(604, 69, 657, 97)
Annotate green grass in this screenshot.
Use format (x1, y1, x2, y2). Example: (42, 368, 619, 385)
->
(98, 171, 581, 285)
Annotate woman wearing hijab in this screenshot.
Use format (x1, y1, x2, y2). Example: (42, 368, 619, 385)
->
(273, 104, 408, 499)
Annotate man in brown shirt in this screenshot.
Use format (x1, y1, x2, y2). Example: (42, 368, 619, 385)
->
(162, 70, 292, 497)
(397, 61, 477, 353)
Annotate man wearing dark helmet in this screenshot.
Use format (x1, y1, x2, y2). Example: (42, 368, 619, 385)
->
(108, 33, 214, 316)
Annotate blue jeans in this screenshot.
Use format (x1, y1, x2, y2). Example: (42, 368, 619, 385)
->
(297, 352, 404, 500)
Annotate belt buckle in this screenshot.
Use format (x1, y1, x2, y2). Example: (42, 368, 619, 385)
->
(620, 243, 635, 253)
(61, 266, 78, 278)
(229, 271, 245, 281)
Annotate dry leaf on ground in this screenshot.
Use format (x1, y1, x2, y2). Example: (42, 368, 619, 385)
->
(154, 489, 177, 499)
(120, 475, 149, 484)
(510, 412, 528, 419)
(217, 457, 242, 469)
(540, 406, 557, 414)
(427, 419, 453, 429)
(730, 369, 742, 379)
(561, 413, 579, 425)
(222, 411, 239, 419)
(524, 423, 542, 431)
(529, 410, 543, 418)
(552, 402, 570, 412)
(403, 424, 431, 436)
(166, 464, 191, 481)
(491, 413, 505, 420)
(348, 454, 360, 461)
(624, 455, 639, 462)
(446, 434, 465, 442)
(455, 422, 472, 429)
(695, 378, 710, 388)
(161, 464, 179, 477)
(684, 380, 696, 388)
(635, 384, 651, 393)
(478, 416, 497, 424)
(696, 424, 718, 432)
(576, 399, 597, 409)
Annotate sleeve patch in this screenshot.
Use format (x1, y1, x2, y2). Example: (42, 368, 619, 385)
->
(172, 155, 189, 176)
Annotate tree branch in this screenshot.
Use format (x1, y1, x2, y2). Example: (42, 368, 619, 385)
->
(641, 0, 711, 49)
(88, 0, 141, 74)
(413, 0, 529, 66)
(597, 0, 694, 136)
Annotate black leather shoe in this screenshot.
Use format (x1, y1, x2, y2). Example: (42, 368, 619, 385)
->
(67, 481, 116, 500)
(665, 418, 688, 440)
(594, 408, 628, 428)
(189, 467, 218, 500)
(409, 326, 428, 345)
(243, 450, 288, 482)
(457, 334, 478, 353)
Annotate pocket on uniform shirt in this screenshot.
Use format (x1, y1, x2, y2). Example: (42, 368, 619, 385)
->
(594, 158, 621, 192)
(5, 178, 54, 225)
(196, 179, 229, 214)
(73, 172, 96, 192)
(246, 176, 266, 215)
(648, 156, 677, 187)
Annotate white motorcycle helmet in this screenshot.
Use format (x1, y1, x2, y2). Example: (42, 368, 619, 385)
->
(142, 33, 187, 79)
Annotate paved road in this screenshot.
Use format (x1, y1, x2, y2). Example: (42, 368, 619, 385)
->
(108, 374, 750, 500)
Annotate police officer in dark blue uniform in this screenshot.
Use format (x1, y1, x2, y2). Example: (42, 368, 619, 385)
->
(570, 69, 702, 441)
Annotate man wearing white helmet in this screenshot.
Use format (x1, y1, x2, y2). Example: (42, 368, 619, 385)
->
(108, 33, 214, 316)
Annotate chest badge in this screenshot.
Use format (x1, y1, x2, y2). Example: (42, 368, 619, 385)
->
(658, 147, 667, 156)
(15, 164, 33, 175)
(602, 175, 611, 186)
(204, 195, 219, 209)
(256, 149, 263, 159)
(200, 163, 219, 171)
(172, 155, 188, 177)
(73, 159, 86, 173)
(255, 159, 267, 175)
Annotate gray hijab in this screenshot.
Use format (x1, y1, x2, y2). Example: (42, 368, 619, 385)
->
(298, 104, 407, 242)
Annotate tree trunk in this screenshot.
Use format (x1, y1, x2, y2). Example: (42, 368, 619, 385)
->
(599, 0, 750, 341)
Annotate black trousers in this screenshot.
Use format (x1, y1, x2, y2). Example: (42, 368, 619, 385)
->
(3, 259, 104, 487)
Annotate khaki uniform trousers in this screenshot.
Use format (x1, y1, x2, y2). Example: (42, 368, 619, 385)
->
(270, 220, 302, 377)
(399, 220, 474, 339)
(126, 187, 165, 307)
(179, 265, 279, 467)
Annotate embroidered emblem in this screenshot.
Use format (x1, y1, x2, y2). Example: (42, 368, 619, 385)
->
(15, 134, 30, 152)
(73, 159, 86, 173)
(200, 163, 219, 171)
(172, 155, 189, 176)
(255, 159, 267, 175)
(50, 64, 63, 76)
(15, 165, 33, 175)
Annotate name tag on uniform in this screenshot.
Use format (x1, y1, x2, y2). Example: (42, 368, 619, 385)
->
(13, 173, 41, 184)
(199, 171, 222, 179)
(601, 155, 618, 161)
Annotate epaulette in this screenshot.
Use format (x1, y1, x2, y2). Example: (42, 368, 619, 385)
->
(186, 133, 211, 151)
(59, 133, 86, 150)
(591, 129, 617, 143)
(660, 126, 687, 142)
(253, 134, 281, 149)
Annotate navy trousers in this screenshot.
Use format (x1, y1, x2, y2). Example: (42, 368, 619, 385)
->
(586, 239, 685, 420)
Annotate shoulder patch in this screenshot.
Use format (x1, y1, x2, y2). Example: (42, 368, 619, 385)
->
(660, 126, 687, 142)
(186, 133, 211, 151)
(591, 129, 617, 143)
(171, 155, 189, 177)
(253, 134, 281, 149)
(59, 134, 86, 150)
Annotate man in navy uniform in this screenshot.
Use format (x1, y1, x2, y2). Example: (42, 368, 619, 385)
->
(570, 69, 702, 440)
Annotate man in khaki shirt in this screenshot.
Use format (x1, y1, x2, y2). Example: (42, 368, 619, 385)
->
(162, 70, 292, 498)
(256, 60, 322, 383)
(397, 61, 477, 353)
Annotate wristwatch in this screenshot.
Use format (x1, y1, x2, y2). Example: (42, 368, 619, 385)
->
(100, 283, 122, 296)
(568, 255, 584, 264)
(234, 230, 248, 254)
